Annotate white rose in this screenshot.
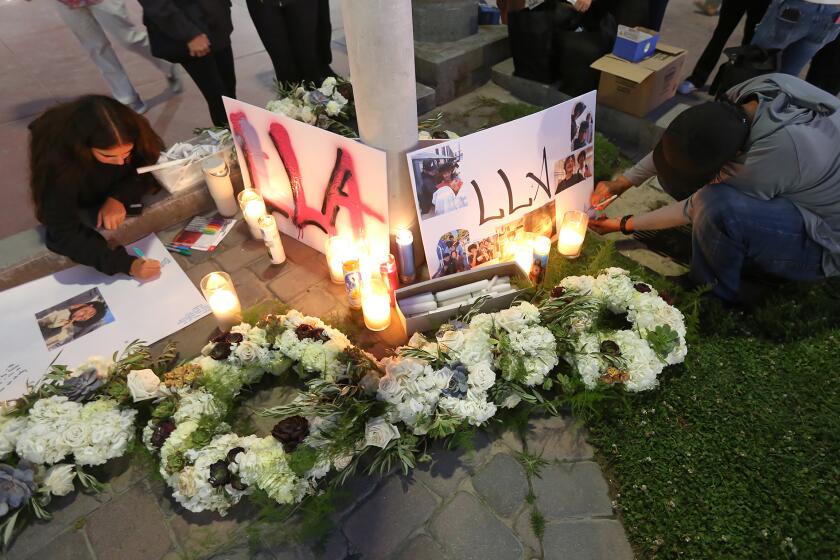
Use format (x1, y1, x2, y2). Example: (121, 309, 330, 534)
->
(333, 454, 353, 470)
(42, 464, 75, 496)
(60, 421, 91, 450)
(467, 362, 496, 392)
(364, 417, 400, 449)
(233, 341, 260, 364)
(359, 372, 381, 395)
(177, 467, 199, 497)
(127, 369, 164, 403)
(376, 375, 403, 402)
(419, 130, 432, 140)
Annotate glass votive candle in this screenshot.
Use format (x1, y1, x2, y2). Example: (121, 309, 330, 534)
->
(362, 277, 392, 331)
(379, 254, 398, 306)
(558, 210, 588, 258)
(326, 235, 354, 284)
(395, 229, 416, 284)
(237, 189, 266, 239)
(200, 271, 242, 332)
(530, 235, 551, 284)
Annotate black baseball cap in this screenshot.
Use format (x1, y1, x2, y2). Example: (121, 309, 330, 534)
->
(652, 101, 750, 200)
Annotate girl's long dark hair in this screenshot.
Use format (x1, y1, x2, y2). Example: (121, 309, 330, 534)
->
(29, 95, 164, 223)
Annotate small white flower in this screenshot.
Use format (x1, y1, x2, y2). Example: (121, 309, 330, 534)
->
(72, 356, 113, 380)
(325, 100, 341, 117)
(41, 464, 75, 496)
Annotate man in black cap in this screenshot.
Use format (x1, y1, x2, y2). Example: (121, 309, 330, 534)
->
(589, 73, 840, 303)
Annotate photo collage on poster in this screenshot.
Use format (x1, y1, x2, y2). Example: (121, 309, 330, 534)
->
(408, 92, 597, 279)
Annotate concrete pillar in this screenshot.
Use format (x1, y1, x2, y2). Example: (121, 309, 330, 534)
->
(341, 0, 421, 264)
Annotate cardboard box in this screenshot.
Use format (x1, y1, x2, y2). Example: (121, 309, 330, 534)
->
(395, 262, 531, 338)
(590, 43, 687, 117)
(613, 26, 659, 63)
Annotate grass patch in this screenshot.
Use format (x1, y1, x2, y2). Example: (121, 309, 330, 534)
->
(543, 239, 840, 559)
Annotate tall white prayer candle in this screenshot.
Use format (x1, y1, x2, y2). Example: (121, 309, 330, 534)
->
(395, 229, 416, 283)
(200, 271, 242, 332)
(558, 211, 588, 258)
(238, 189, 266, 239)
(514, 241, 534, 274)
(531, 235, 551, 284)
(258, 214, 286, 265)
(202, 157, 237, 217)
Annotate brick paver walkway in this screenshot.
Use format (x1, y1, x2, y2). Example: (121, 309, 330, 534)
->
(6, 218, 633, 560)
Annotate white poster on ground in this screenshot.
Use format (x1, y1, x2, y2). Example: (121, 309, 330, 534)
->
(406, 92, 596, 279)
(0, 234, 210, 400)
(223, 97, 390, 259)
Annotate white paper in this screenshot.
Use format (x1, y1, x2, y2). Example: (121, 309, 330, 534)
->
(223, 98, 390, 260)
(0, 234, 210, 400)
(406, 92, 596, 280)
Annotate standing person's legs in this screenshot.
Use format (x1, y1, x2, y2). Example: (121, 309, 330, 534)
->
(776, 6, 840, 75)
(89, 0, 176, 79)
(245, 0, 299, 84)
(648, 0, 670, 30)
(687, 0, 750, 87)
(742, 0, 771, 45)
(806, 34, 840, 95)
(689, 184, 825, 302)
(53, 2, 141, 105)
(284, 1, 327, 84)
(180, 55, 229, 127)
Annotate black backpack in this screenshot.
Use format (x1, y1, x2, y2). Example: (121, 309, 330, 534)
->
(710, 45, 781, 99)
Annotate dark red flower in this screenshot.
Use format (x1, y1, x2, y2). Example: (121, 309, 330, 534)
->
(209, 343, 232, 361)
(295, 324, 329, 342)
(600, 340, 621, 357)
(208, 460, 231, 487)
(226, 446, 245, 464)
(551, 286, 566, 299)
(271, 416, 310, 452)
(151, 420, 176, 449)
(229, 476, 248, 491)
(634, 283, 652, 293)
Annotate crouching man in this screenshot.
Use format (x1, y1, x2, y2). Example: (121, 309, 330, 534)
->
(590, 74, 840, 303)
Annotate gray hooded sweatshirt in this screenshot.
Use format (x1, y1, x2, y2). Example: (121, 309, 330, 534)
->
(626, 73, 840, 276)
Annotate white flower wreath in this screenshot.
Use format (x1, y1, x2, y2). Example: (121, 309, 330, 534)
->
(557, 268, 688, 392)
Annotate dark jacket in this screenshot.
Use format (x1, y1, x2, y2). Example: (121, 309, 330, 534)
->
(41, 162, 155, 276)
(139, 0, 233, 62)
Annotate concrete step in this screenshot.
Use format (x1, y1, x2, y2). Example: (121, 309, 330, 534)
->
(491, 58, 691, 160)
(416, 82, 437, 115)
(0, 170, 244, 291)
(415, 25, 510, 106)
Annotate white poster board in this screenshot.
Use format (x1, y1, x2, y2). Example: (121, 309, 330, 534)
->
(223, 98, 390, 258)
(0, 235, 210, 400)
(406, 92, 596, 278)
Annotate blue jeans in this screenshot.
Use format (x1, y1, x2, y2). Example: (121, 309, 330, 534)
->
(752, 0, 840, 75)
(689, 184, 825, 302)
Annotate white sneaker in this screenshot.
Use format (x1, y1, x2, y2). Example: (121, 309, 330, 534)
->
(167, 69, 183, 94)
(677, 80, 698, 95)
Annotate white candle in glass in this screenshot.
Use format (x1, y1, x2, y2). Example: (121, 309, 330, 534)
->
(395, 229, 416, 283)
(238, 189, 266, 239)
(558, 210, 588, 258)
(258, 214, 286, 265)
(326, 236, 354, 284)
(514, 240, 535, 274)
(362, 277, 392, 331)
(202, 157, 238, 217)
(200, 271, 242, 331)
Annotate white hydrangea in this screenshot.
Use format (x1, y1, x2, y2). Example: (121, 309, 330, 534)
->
(234, 436, 304, 505)
(74, 399, 137, 466)
(558, 275, 595, 295)
(0, 415, 28, 458)
(174, 389, 224, 424)
(609, 330, 663, 392)
(438, 395, 497, 426)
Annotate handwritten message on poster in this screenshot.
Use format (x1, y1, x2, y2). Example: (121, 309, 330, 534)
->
(0, 235, 209, 400)
(223, 98, 389, 258)
(406, 93, 596, 278)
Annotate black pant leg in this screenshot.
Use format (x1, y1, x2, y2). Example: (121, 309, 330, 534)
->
(688, 0, 749, 87)
(245, 0, 299, 84)
(806, 35, 840, 95)
(180, 54, 228, 127)
(318, 0, 333, 68)
(742, 0, 771, 45)
(284, 0, 326, 84)
(214, 45, 237, 99)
